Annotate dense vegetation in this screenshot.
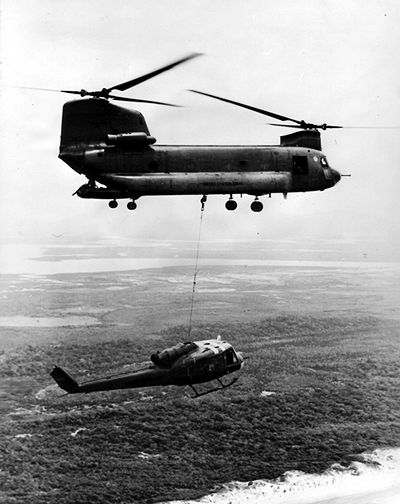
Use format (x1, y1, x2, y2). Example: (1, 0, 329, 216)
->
(1, 314, 399, 503)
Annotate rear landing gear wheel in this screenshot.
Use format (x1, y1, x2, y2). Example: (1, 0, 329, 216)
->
(127, 201, 137, 210)
(108, 200, 118, 209)
(225, 199, 237, 211)
(250, 200, 263, 212)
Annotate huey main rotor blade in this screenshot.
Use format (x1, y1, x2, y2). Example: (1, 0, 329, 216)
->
(108, 53, 202, 93)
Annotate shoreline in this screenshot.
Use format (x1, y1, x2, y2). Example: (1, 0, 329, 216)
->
(163, 447, 400, 504)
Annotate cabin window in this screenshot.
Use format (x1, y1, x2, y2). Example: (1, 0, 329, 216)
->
(292, 155, 308, 175)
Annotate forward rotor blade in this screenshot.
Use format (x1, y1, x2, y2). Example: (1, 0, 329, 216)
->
(268, 122, 343, 130)
(108, 94, 179, 106)
(189, 89, 301, 124)
(339, 126, 400, 129)
(267, 122, 400, 130)
(267, 122, 304, 129)
(109, 53, 202, 93)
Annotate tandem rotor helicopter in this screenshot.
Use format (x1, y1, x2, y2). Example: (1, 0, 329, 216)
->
(51, 337, 244, 399)
(32, 52, 350, 213)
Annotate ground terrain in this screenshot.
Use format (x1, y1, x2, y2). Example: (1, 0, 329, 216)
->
(0, 261, 399, 503)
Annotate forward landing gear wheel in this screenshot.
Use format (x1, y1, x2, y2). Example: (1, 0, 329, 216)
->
(108, 200, 118, 209)
(250, 200, 263, 212)
(127, 201, 137, 210)
(225, 199, 237, 211)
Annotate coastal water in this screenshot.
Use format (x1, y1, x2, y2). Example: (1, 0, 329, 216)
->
(165, 448, 400, 504)
(1, 244, 399, 275)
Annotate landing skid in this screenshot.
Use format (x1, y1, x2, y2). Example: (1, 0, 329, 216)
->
(188, 377, 239, 399)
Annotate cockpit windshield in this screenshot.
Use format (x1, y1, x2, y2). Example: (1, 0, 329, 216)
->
(320, 157, 328, 167)
(225, 348, 238, 366)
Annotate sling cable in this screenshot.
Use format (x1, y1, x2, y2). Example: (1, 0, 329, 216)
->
(187, 195, 207, 339)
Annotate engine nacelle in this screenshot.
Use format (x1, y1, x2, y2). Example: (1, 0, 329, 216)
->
(105, 132, 156, 149)
(151, 342, 197, 368)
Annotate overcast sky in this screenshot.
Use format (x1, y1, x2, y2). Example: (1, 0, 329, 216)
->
(1, 0, 399, 261)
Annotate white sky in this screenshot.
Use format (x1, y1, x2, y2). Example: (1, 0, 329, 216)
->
(0, 0, 399, 260)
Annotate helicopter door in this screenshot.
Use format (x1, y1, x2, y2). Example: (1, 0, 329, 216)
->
(187, 360, 209, 379)
(292, 156, 309, 175)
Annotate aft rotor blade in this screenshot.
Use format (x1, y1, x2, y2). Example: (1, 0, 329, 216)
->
(61, 90, 84, 95)
(108, 94, 180, 106)
(109, 53, 202, 93)
(189, 89, 301, 124)
(5, 84, 79, 94)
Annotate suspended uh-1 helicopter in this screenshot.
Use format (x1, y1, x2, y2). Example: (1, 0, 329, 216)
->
(51, 336, 244, 398)
(34, 52, 348, 213)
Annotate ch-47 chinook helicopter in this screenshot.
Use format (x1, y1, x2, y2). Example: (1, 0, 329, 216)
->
(51, 337, 244, 398)
(53, 53, 344, 212)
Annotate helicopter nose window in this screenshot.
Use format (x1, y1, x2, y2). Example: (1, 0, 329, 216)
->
(320, 157, 328, 167)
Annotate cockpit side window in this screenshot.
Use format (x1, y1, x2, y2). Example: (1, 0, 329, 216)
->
(292, 155, 309, 175)
(320, 157, 328, 167)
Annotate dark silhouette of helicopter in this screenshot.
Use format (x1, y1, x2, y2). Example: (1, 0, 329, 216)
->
(46, 53, 345, 212)
(50, 337, 244, 398)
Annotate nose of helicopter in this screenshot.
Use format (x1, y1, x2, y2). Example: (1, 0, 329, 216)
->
(236, 352, 245, 367)
(331, 169, 341, 184)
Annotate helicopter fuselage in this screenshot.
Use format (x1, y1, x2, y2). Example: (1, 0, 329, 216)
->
(65, 144, 339, 197)
(59, 99, 341, 209)
(50, 339, 244, 397)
